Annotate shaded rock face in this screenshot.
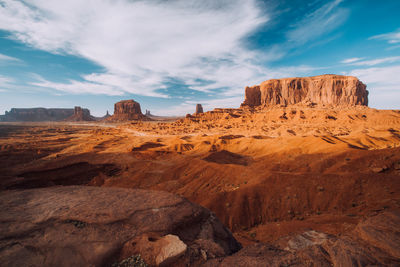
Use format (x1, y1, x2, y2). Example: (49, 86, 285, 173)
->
(115, 99, 142, 115)
(204, 211, 400, 267)
(65, 106, 94, 121)
(242, 75, 369, 108)
(0, 108, 74, 122)
(108, 99, 145, 121)
(0, 186, 241, 266)
(196, 104, 204, 114)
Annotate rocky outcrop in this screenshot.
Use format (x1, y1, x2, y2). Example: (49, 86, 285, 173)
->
(65, 106, 94, 121)
(204, 211, 400, 266)
(107, 99, 148, 121)
(0, 108, 74, 122)
(102, 110, 111, 119)
(0, 186, 241, 266)
(241, 74, 368, 108)
(195, 104, 204, 114)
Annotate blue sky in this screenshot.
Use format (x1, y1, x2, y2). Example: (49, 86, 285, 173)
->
(0, 0, 399, 116)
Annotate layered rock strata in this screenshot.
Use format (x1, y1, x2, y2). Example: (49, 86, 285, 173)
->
(241, 74, 368, 108)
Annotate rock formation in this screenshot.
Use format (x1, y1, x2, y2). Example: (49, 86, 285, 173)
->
(241, 74, 368, 108)
(107, 99, 147, 121)
(65, 106, 94, 121)
(102, 110, 111, 119)
(195, 104, 204, 114)
(0, 186, 241, 266)
(0, 108, 74, 122)
(204, 211, 400, 266)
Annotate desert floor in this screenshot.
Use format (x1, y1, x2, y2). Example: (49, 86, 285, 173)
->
(1, 107, 400, 247)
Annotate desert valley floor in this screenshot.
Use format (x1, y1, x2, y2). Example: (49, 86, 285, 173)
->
(1, 105, 400, 266)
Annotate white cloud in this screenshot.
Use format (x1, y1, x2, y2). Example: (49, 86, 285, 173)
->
(286, 0, 348, 46)
(265, 0, 349, 61)
(341, 57, 364, 64)
(344, 56, 400, 66)
(152, 96, 244, 116)
(0, 0, 270, 96)
(348, 65, 400, 90)
(0, 53, 20, 62)
(0, 75, 15, 91)
(348, 65, 400, 109)
(370, 29, 400, 44)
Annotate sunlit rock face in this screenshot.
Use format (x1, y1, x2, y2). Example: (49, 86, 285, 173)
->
(242, 74, 368, 108)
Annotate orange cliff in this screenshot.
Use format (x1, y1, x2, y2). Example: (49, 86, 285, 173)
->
(241, 74, 369, 108)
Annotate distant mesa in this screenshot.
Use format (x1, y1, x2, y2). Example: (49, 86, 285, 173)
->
(241, 74, 369, 108)
(195, 104, 204, 114)
(0, 100, 150, 122)
(0, 108, 75, 122)
(65, 106, 95, 121)
(145, 109, 151, 116)
(106, 99, 149, 122)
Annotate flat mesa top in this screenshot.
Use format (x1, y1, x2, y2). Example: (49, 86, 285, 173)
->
(263, 74, 360, 82)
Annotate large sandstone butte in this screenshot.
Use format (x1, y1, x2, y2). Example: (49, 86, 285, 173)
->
(241, 74, 369, 108)
(0, 186, 240, 266)
(107, 99, 146, 121)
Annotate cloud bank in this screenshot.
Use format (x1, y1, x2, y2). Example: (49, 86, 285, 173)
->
(0, 0, 270, 96)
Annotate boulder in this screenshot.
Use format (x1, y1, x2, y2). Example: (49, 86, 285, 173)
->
(120, 233, 187, 266)
(241, 74, 368, 108)
(0, 186, 241, 266)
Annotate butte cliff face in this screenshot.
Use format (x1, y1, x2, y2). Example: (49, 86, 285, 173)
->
(241, 75, 368, 108)
(65, 106, 94, 121)
(107, 99, 147, 121)
(195, 104, 204, 114)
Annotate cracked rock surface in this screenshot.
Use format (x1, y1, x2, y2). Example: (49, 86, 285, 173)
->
(0, 186, 240, 266)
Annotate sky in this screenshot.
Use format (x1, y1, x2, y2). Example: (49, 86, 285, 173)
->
(0, 0, 399, 116)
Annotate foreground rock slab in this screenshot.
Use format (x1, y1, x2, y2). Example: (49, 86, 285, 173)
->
(0, 186, 240, 266)
(204, 211, 400, 266)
